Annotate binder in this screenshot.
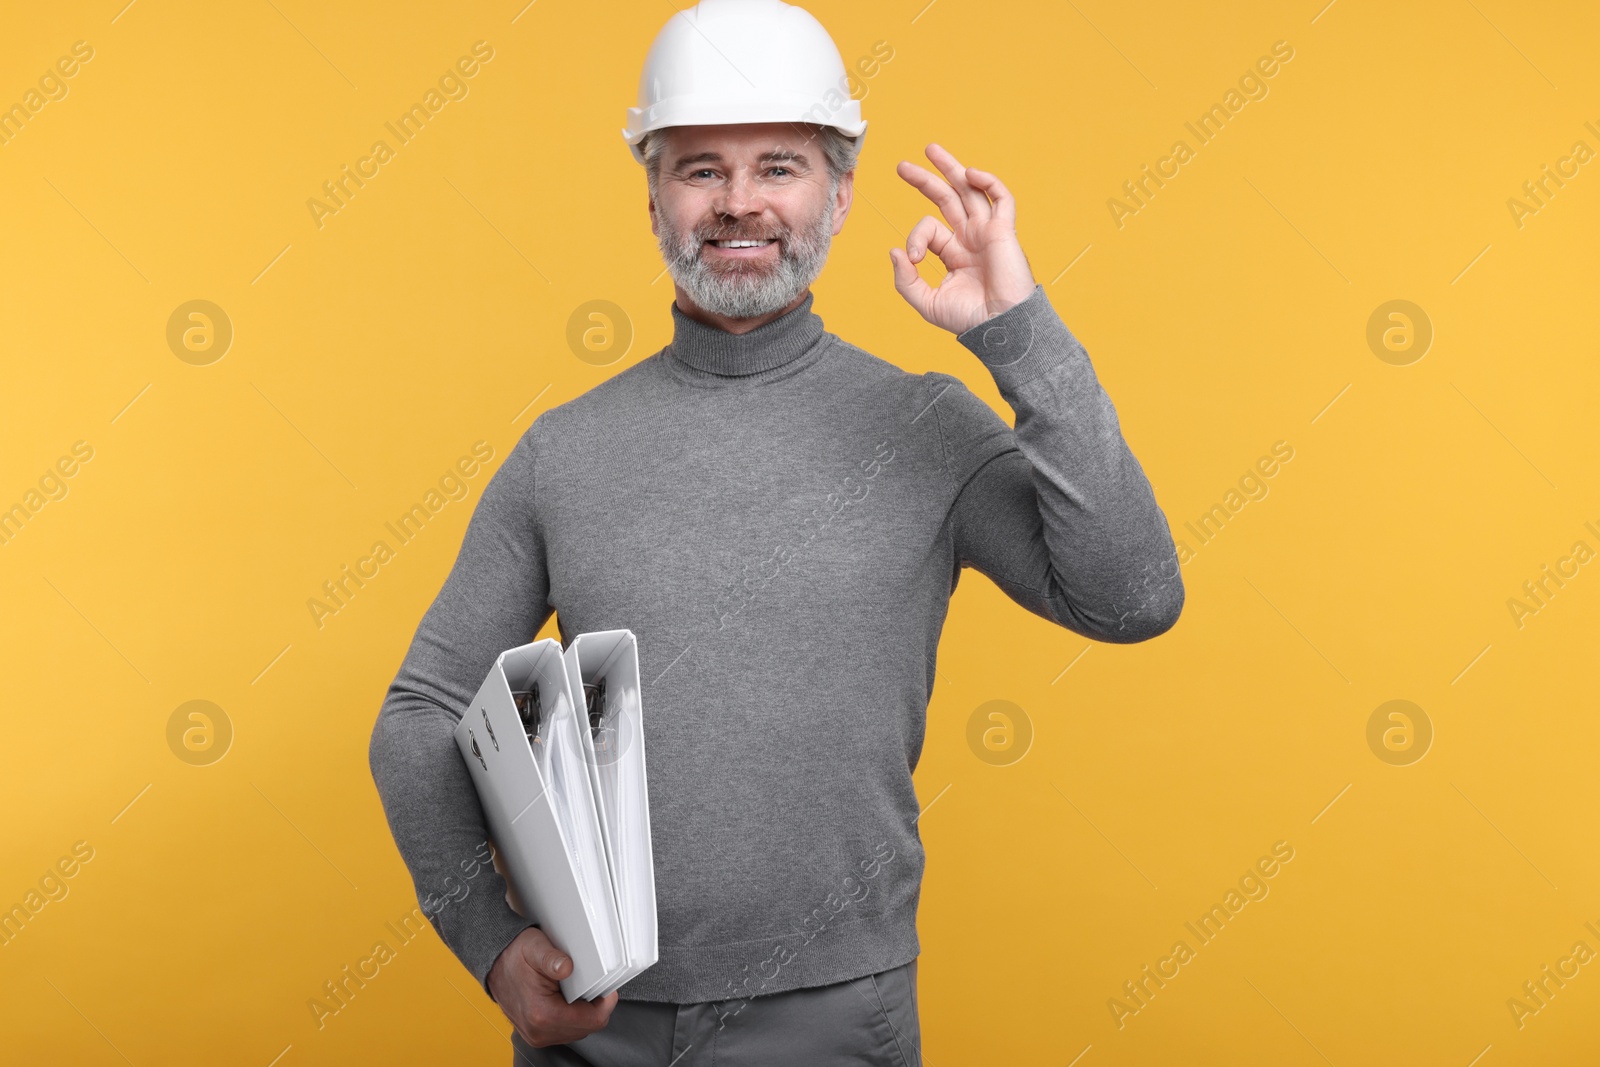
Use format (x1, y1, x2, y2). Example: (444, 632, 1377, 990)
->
(564, 631, 658, 991)
(453, 629, 658, 1002)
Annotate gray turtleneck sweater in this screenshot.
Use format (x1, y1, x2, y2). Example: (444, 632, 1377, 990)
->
(369, 283, 1184, 1004)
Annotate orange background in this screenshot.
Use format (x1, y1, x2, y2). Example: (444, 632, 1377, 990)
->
(2, 1, 1597, 1064)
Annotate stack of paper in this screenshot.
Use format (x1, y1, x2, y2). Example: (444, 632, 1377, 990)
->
(454, 629, 657, 1002)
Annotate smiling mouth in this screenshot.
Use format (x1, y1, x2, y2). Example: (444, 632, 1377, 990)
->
(706, 238, 777, 249)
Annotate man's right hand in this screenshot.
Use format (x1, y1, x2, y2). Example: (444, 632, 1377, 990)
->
(487, 927, 619, 1048)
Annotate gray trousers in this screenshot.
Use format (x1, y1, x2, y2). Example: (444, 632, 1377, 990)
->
(511, 960, 921, 1067)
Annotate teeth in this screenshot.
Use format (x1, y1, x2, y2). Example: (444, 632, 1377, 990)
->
(711, 239, 774, 248)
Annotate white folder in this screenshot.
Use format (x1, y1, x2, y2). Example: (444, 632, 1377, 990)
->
(453, 630, 657, 1002)
(564, 630, 658, 991)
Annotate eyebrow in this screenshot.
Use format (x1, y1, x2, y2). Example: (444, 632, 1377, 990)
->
(671, 148, 811, 171)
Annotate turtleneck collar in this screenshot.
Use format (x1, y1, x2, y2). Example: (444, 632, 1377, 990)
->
(664, 291, 827, 378)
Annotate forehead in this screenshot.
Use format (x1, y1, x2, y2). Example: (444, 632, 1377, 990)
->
(660, 122, 822, 166)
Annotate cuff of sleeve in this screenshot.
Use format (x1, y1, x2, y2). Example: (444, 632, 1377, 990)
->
(956, 283, 1083, 393)
(457, 897, 536, 999)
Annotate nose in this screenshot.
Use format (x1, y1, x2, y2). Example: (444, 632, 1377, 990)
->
(713, 165, 766, 219)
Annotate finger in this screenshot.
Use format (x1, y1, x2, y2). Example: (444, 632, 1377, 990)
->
(556, 994, 616, 1029)
(895, 159, 968, 231)
(924, 143, 990, 226)
(928, 146, 991, 225)
(524, 940, 574, 985)
(519, 988, 611, 1037)
(965, 168, 1016, 227)
(889, 247, 938, 320)
(906, 215, 956, 265)
(523, 1017, 604, 1048)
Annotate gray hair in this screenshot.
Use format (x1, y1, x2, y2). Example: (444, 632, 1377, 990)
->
(641, 124, 860, 201)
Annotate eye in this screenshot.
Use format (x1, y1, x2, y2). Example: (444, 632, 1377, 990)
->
(768, 166, 793, 177)
(690, 168, 716, 179)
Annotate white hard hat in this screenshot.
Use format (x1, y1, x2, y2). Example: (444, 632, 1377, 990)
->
(622, 0, 867, 166)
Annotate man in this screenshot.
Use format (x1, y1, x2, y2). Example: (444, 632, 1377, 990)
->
(369, 1, 1184, 1063)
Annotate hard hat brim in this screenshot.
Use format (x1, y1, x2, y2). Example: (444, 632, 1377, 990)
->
(622, 96, 866, 167)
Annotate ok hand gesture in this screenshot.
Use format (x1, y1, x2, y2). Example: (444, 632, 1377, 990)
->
(889, 143, 1038, 335)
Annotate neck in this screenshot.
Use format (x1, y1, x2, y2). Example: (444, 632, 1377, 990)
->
(664, 287, 826, 379)
(672, 284, 812, 336)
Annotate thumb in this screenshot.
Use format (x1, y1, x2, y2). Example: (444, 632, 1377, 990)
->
(889, 248, 933, 317)
(535, 946, 572, 981)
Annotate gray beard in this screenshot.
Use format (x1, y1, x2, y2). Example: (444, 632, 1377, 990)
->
(656, 190, 835, 320)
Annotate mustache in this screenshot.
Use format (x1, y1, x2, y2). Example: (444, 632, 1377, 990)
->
(698, 223, 787, 243)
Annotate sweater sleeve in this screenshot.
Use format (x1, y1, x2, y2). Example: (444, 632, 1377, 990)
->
(932, 283, 1184, 642)
(368, 425, 549, 994)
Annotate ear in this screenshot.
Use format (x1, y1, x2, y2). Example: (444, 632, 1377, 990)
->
(831, 168, 855, 236)
(649, 193, 659, 238)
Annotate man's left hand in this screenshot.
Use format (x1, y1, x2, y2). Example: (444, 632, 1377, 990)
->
(890, 142, 1038, 335)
